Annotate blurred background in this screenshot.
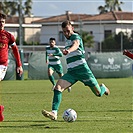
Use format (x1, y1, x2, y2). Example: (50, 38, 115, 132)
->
(0, 0, 133, 80)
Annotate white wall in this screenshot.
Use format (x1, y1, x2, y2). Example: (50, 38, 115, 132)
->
(115, 24, 133, 35)
(40, 25, 62, 44)
(83, 24, 104, 42)
(40, 22, 133, 51)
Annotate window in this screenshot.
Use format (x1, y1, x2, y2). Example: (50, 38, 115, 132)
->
(59, 31, 65, 42)
(90, 31, 93, 35)
(131, 30, 133, 36)
(104, 30, 112, 39)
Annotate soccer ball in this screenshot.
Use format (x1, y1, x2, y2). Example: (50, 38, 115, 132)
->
(62, 108, 77, 122)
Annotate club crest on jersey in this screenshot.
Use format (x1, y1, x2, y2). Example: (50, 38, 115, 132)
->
(2, 36, 6, 39)
(0, 43, 5, 48)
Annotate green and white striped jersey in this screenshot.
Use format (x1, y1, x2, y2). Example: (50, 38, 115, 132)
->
(46, 46, 63, 65)
(65, 33, 87, 71)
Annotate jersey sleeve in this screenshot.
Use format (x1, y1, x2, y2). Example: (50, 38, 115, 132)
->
(71, 34, 81, 41)
(9, 33, 16, 46)
(71, 33, 85, 55)
(45, 47, 48, 62)
(11, 44, 22, 67)
(124, 51, 133, 59)
(53, 47, 63, 57)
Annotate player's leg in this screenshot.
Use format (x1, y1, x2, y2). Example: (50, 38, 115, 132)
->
(85, 73, 110, 96)
(56, 64, 71, 92)
(42, 72, 76, 120)
(78, 66, 110, 96)
(0, 66, 6, 122)
(42, 79, 71, 120)
(52, 79, 71, 112)
(0, 65, 7, 81)
(90, 83, 110, 97)
(84, 74, 110, 96)
(52, 73, 76, 113)
(55, 64, 63, 78)
(58, 72, 71, 92)
(48, 65, 56, 89)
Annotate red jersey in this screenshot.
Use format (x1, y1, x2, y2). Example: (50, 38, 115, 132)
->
(0, 30, 16, 66)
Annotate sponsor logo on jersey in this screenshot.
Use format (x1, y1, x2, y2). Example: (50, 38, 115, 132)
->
(2, 36, 6, 39)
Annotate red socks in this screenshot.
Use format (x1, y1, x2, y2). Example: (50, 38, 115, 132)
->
(0, 105, 4, 122)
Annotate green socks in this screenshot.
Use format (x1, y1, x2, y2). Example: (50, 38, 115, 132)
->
(52, 89, 62, 111)
(99, 85, 106, 96)
(49, 75, 55, 85)
(90, 84, 106, 97)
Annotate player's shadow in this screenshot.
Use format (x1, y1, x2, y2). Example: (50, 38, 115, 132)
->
(78, 109, 133, 112)
(106, 109, 133, 112)
(0, 120, 64, 129)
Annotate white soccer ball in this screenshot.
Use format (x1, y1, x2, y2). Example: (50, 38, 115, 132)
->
(62, 108, 77, 122)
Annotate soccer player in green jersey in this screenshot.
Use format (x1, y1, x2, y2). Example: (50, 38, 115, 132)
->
(46, 37, 71, 91)
(46, 38, 64, 90)
(42, 20, 110, 120)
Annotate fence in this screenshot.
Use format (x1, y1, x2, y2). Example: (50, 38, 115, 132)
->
(5, 50, 133, 80)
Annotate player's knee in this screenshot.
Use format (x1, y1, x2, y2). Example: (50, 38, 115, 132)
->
(54, 85, 63, 92)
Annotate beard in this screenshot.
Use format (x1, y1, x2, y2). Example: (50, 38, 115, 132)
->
(65, 35, 71, 39)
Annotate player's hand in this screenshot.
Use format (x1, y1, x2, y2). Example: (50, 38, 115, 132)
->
(62, 49, 70, 55)
(123, 50, 128, 55)
(17, 66, 23, 76)
(48, 54, 53, 56)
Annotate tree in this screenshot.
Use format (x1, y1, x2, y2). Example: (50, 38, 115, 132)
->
(24, 0, 33, 16)
(98, 5, 108, 14)
(81, 31, 94, 48)
(0, 0, 33, 16)
(98, 0, 123, 14)
(0, 1, 11, 15)
(102, 31, 133, 52)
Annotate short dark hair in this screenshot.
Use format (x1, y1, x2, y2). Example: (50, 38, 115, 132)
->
(0, 13, 6, 19)
(49, 37, 56, 41)
(61, 20, 72, 28)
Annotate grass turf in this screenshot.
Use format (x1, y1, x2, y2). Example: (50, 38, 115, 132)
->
(0, 78, 132, 133)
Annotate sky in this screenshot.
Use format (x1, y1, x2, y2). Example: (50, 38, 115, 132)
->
(31, 0, 133, 17)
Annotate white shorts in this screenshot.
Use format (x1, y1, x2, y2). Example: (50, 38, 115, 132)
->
(0, 65, 7, 81)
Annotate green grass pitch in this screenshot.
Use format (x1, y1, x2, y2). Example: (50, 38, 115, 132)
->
(0, 78, 132, 133)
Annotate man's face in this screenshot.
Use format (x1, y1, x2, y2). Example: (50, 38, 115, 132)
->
(0, 18, 5, 30)
(62, 25, 74, 39)
(49, 40, 56, 47)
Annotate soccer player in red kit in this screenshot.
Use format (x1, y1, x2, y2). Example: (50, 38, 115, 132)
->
(0, 12, 23, 122)
(0, 13, 23, 81)
(123, 50, 133, 59)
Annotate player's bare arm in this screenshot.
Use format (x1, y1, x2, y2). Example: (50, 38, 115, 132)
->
(11, 44, 23, 75)
(63, 40, 80, 55)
